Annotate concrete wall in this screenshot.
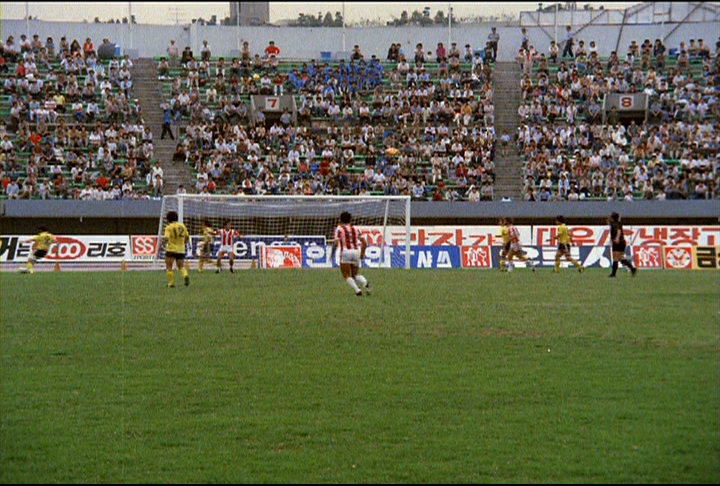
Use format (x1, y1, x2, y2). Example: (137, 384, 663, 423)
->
(2, 18, 718, 61)
(1, 200, 718, 236)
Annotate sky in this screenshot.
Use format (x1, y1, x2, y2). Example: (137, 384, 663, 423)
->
(2, 2, 639, 25)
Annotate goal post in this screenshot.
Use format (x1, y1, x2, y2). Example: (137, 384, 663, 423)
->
(155, 194, 411, 269)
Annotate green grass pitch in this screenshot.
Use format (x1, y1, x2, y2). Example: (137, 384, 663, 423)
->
(1, 267, 718, 483)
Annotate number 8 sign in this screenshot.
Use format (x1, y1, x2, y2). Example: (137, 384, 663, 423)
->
(618, 95, 634, 110)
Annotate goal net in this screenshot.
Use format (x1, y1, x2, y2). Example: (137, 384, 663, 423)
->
(155, 194, 411, 269)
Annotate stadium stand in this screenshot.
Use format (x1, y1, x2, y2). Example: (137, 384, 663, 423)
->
(515, 35, 719, 202)
(0, 34, 154, 200)
(151, 43, 498, 201)
(0, 26, 717, 204)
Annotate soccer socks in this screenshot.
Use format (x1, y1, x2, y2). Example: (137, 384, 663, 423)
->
(180, 267, 189, 286)
(555, 256, 582, 272)
(622, 259, 637, 275)
(346, 277, 361, 294)
(355, 275, 368, 289)
(25, 256, 37, 272)
(167, 270, 175, 287)
(198, 260, 204, 272)
(611, 261, 619, 277)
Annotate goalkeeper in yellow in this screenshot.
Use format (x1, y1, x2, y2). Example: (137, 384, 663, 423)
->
(197, 220, 214, 273)
(19, 226, 57, 273)
(162, 210, 190, 287)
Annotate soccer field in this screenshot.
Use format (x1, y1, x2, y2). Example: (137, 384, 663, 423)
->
(1, 268, 718, 483)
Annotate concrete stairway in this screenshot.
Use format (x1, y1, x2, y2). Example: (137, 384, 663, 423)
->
(132, 58, 193, 195)
(492, 61, 525, 201)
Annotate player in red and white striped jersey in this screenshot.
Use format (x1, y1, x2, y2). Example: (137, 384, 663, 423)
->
(334, 211, 370, 296)
(215, 220, 242, 273)
(505, 218, 536, 271)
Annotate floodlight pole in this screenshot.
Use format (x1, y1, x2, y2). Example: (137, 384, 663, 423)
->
(342, 2, 346, 53)
(236, 2, 240, 51)
(448, 2, 452, 48)
(129, 2, 134, 49)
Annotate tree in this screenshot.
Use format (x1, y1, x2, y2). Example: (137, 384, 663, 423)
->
(410, 10, 423, 25)
(323, 12, 334, 26)
(399, 10, 409, 25)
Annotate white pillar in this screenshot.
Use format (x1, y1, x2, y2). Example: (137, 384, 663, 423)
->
(129, 2, 133, 49)
(342, 2, 346, 53)
(448, 2, 452, 48)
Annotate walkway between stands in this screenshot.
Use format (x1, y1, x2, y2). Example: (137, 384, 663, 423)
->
(492, 61, 524, 200)
(133, 58, 194, 195)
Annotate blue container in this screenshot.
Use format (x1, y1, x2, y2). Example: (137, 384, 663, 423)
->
(320, 51, 332, 61)
(115, 45, 122, 57)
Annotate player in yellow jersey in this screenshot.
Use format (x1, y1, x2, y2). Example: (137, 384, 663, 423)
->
(19, 226, 57, 273)
(197, 220, 214, 273)
(549, 215, 583, 273)
(162, 210, 190, 287)
(496, 217, 511, 271)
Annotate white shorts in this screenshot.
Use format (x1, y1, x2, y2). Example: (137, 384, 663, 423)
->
(510, 242, 523, 253)
(339, 248, 361, 266)
(218, 244, 233, 254)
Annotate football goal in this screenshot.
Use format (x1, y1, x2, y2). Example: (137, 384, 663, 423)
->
(155, 194, 412, 269)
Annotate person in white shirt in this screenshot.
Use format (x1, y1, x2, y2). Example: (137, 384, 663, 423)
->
(206, 85, 218, 104)
(287, 145, 301, 166)
(466, 185, 480, 202)
(79, 184, 94, 200)
(91, 184, 107, 200)
(151, 161, 164, 180)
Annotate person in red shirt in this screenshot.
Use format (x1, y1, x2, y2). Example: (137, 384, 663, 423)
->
(264, 40, 280, 59)
(83, 38, 95, 58)
(431, 187, 444, 201)
(0, 172, 10, 191)
(28, 131, 42, 147)
(215, 220, 242, 273)
(334, 211, 370, 296)
(95, 173, 109, 190)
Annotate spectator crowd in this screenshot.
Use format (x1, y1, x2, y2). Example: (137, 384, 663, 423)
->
(1, 28, 718, 203)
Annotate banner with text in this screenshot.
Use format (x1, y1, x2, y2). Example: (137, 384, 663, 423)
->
(2, 226, 718, 270)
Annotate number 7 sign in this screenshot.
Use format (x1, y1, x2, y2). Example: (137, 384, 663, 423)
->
(265, 97, 280, 111)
